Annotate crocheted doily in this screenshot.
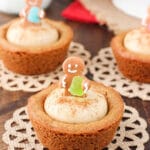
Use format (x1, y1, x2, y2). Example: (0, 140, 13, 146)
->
(89, 47, 150, 101)
(0, 42, 91, 92)
(2, 104, 149, 150)
(79, 0, 141, 34)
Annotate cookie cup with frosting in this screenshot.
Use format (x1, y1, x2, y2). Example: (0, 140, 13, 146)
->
(111, 28, 150, 83)
(27, 81, 124, 150)
(0, 18, 73, 75)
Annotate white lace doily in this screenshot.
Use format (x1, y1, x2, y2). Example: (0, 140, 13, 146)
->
(0, 42, 91, 92)
(89, 47, 150, 101)
(2, 104, 149, 150)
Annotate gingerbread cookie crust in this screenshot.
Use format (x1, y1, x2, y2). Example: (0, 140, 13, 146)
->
(0, 19, 73, 75)
(111, 31, 150, 83)
(27, 81, 124, 150)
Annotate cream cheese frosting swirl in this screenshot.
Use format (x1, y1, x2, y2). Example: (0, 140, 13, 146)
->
(44, 88, 108, 123)
(6, 19, 59, 47)
(124, 28, 150, 55)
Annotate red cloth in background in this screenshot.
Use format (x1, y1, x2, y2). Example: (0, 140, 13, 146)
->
(61, 1, 98, 23)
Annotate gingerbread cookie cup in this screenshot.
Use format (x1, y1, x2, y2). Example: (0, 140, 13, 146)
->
(111, 32, 150, 83)
(0, 19, 73, 75)
(27, 81, 124, 150)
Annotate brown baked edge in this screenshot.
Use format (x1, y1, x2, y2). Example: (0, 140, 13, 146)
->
(0, 19, 73, 75)
(27, 81, 124, 150)
(111, 32, 150, 83)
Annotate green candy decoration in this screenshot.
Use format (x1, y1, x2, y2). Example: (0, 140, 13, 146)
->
(69, 76, 84, 96)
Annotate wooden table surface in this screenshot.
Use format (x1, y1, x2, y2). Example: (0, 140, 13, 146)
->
(0, 0, 149, 149)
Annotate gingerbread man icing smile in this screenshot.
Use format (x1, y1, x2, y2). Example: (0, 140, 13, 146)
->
(61, 57, 90, 96)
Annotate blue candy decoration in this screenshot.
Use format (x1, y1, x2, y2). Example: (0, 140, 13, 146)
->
(27, 6, 40, 23)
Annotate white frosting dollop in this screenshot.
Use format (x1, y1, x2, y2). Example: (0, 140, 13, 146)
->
(6, 20, 59, 47)
(44, 88, 108, 123)
(124, 28, 150, 55)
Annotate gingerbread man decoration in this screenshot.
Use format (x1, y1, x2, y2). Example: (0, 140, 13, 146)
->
(61, 57, 90, 97)
(143, 6, 150, 31)
(20, 0, 45, 25)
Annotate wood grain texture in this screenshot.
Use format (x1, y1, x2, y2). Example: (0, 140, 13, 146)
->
(0, 0, 149, 149)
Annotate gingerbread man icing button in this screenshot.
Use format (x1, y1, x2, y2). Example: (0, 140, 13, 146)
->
(61, 56, 90, 97)
(20, 0, 45, 24)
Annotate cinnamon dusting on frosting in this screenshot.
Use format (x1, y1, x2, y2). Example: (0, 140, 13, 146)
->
(57, 97, 93, 108)
(44, 88, 108, 123)
(70, 106, 77, 117)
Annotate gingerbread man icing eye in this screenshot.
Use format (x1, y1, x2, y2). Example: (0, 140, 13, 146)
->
(75, 64, 78, 68)
(63, 57, 85, 75)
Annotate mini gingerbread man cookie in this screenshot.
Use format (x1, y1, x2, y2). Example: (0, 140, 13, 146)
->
(61, 56, 90, 97)
(142, 6, 150, 31)
(20, 0, 45, 25)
